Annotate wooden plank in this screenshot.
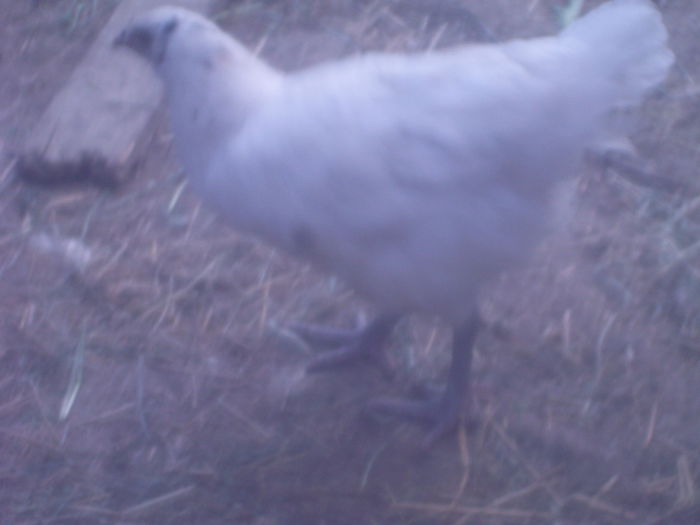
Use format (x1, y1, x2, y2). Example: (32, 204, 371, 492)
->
(26, 0, 211, 162)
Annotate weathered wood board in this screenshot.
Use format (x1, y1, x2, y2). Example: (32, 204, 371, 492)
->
(26, 0, 211, 162)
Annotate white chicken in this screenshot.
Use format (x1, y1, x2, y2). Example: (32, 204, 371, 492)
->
(115, 0, 673, 444)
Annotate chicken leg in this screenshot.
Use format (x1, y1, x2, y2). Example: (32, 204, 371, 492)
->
(295, 315, 400, 373)
(370, 313, 478, 446)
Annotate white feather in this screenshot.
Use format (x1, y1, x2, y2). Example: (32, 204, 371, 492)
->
(126, 0, 673, 323)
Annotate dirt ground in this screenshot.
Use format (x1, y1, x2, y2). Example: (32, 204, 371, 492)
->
(2, 0, 700, 523)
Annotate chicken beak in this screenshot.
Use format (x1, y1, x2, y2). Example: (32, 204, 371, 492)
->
(113, 29, 130, 48)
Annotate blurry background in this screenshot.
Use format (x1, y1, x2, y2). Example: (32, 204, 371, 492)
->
(1, 1, 700, 523)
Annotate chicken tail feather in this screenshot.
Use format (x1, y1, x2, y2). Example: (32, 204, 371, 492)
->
(563, 0, 674, 107)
